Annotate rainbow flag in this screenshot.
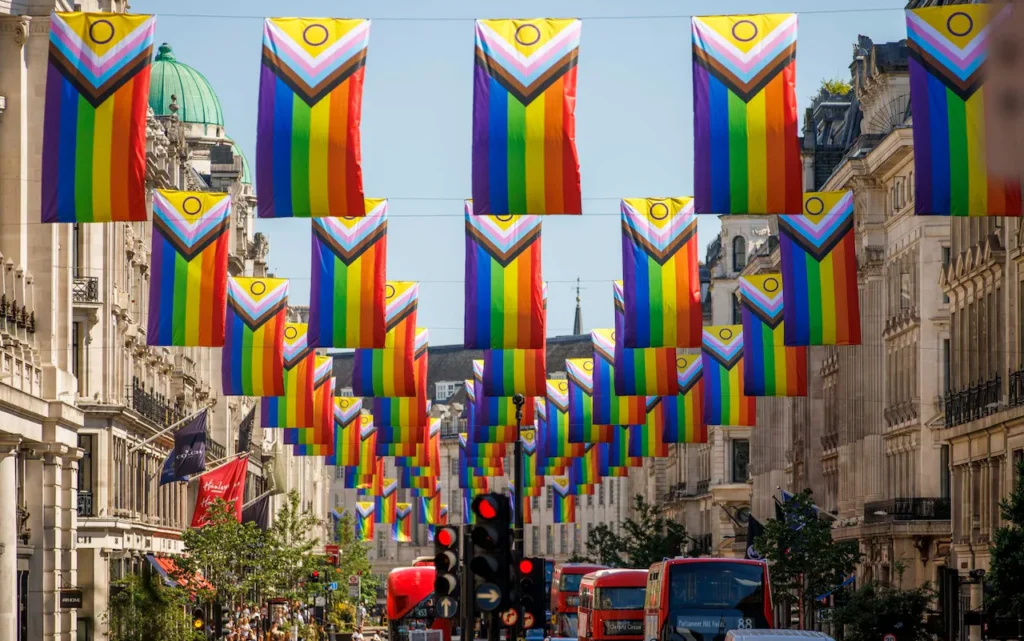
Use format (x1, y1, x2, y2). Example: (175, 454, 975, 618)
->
(147, 190, 230, 346)
(572, 443, 601, 486)
(464, 204, 545, 349)
(906, 5, 1021, 216)
(566, 359, 614, 443)
(740, 275, 807, 397)
(778, 192, 861, 346)
(646, 354, 708, 444)
(472, 360, 535, 442)
(620, 199, 702, 348)
(612, 282, 677, 396)
(591, 329, 648, 426)
(375, 479, 398, 524)
(543, 379, 584, 469)
(42, 12, 155, 223)
(312, 357, 336, 444)
(460, 431, 507, 462)
(309, 200, 387, 348)
(521, 429, 544, 493)
(692, 14, 801, 214)
(352, 283, 420, 396)
(551, 477, 576, 523)
(392, 503, 413, 542)
(472, 19, 582, 216)
(261, 323, 316, 428)
(701, 326, 756, 426)
(356, 415, 378, 478)
(482, 348, 546, 397)
(628, 420, 668, 458)
(428, 505, 450, 540)
(355, 501, 375, 542)
(326, 397, 362, 466)
(222, 278, 288, 396)
(256, 18, 370, 218)
(373, 336, 429, 438)
(421, 487, 443, 525)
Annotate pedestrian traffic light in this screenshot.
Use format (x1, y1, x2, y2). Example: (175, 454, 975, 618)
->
(433, 525, 460, 618)
(519, 557, 546, 629)
(469, 493, 512, 610)
(192, 607, 206, 633)
(310, 570, 321, 582)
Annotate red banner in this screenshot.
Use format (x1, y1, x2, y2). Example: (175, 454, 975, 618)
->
(191, 455, 248, 527)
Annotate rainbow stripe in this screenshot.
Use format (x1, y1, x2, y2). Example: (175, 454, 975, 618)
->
(591, 329, 649, 426)
(356, 416, 378, 481)
(566, 359, 614, 443)
(482, 348, 547, 397)
(701, 326, 756, 426)
(309, 200, 388, 348)
(740, 275, 807, 397)
(374, 479, 398, 524)
(260, 323, 316, 428)
(312, 357, 336, 444)
(646, 354, 708, 444)
(42, 12, 155, 223)
(257, 18, 370, 218)
(421, 488, 443, 525)
(148, 190, 230, 346)
(372, 334, 429, 439)
(472, 19, 582, 216)
(551, 477, 576, 523)
(352, 308, 424, 397)
(472, 360, 535, 442)
(222, 278, 288, 396)
(392, 503, 413, 542)
(543, 379, 585, 469)
(355, 501, 375, 542)
(692, 14, 802, 214)
(628, 421, 668, 458)
(620, 199, 703, 348)
(779, 192, 861, 346)
(612, 282, 677, 396)
(572, 443, 601, 485)
(464, 204, 545, 349)
(907, 6, 1021, 216)
(326, 397, 362, 466)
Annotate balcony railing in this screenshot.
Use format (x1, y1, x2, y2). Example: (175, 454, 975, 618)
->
(208, 438, 226, 462)
(1008, 367, 1024, 408)
(944, 375, 1001, 428)
(863, 497, 951, 524)
(72, 276, 99, 303)
(77, 490, 94, 517)
(440, 424, 459, 440)
(696, 479, 710, 495)
(129, 378, 185, 428)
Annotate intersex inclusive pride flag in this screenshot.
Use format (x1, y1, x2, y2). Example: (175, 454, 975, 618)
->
(612, 282, 677, 396)
(372, 335, 429, 438)
(352, 283, 421, 397)
(42, 12, 155, 223)
(392, 503, 413, 542)
(646, 354, 708, 444)
(223, 278, 288, 396)
(482, 348, 546, 397)
(325, 397, 361, 467)
(472, 360, 535, 443)
(542, 379, 583, 472)
(465, 203, 545, 349)
(260, 323, 315, 428)
(621, 199, 702, 348)
(566, 359, 614, 444)
(906, 5, 1021, 216)
(551, 476, 576, 523)
(701, 326, 756, 426)
(472, 19, 582, 215)
(309, 200, 387, 348)
(148, 190, 230, 346)
(355, 501, 375, 542)
(257, 18, 370, 218)
(739, 275, 807, 397)
(591, 329, 648, 426)
(692, 14, 801, 215)
(779, 191, 861, 346)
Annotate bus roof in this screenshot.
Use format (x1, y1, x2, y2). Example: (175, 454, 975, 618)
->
(658, 557, 767, 568)
(387, 567, 434, 621)
(555, 563, 607, 574)
(580, 569, 648, 587)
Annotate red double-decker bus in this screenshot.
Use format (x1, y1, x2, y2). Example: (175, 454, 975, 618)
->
(577, 569, 648, 641)
(386, 567, 451, 641)
(643, 558, 773, 641)
(551, 563, 607, 637)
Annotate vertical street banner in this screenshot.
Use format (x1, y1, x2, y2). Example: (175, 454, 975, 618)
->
(222, 277, 289, 396)
(261, 323, 316, 428)
(612, 281, 678, 396)
(191, 455, 248, 527)
(701, 326, 756, 426)
(739, 275, 807, 397)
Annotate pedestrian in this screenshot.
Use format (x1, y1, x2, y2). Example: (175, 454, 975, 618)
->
(353, 626, 365, 641)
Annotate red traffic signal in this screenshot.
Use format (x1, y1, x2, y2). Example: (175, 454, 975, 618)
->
(436, 526, 458, 548)
(471, 494, 509, 522)
(310, 570, 320, 582)
(519, 559, 534, 575)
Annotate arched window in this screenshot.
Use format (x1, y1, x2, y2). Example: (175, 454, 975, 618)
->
(733, 236, 747, 271)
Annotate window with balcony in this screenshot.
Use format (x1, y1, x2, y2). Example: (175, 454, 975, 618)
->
(732, 236, 747, 271)
(731, 439, 750, 483)
(547, 485, 553, 508)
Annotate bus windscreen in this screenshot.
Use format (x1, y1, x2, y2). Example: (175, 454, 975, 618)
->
(595, 587, 646, 610)
(667, 562, 768, 633)
(560, 573, 584, 592)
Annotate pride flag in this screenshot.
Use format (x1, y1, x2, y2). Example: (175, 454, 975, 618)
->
(326, 397, 362, 466)
(739, 275, 807, 397)
(373, 334, 429, 438)
(551, 477, 576, 523)
(309, 200, 387, 348)
(591, 329, 648, 426)
(701, 326, 756, 426)
(222, 278, 288, 396)
(352, 283, 420, 397)
(692, 14, 801, 215)
(472, 19, 582, 215)
(566, 359, 614, 443)
(779, 191, 861, 346)
(392, 503, 413, 542)
(421, 487, 443, 525)
(482, 348, 547, 397)
(542, 380, 584, 471)
(374, 478, 398, 524)
(472, 360, 535, 443)
(42, 12, 155, 223)
(147, 190, 230, 346)
(256, 18, 370, 218)
(646, 354, 708, 444)
(906, 5, 1021, 216)
(620, 199, 702, 348)
(612, 282, 677, 396)
(311, 357, 336, 444)
(355, 501, 375, 542)
(260, 323, 316, 428)
(628, 420, 668, 458)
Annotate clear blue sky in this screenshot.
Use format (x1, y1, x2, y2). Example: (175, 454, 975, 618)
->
(133, 0, 908, 347)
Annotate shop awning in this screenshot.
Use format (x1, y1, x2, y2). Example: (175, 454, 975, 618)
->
(145, 554, 213, 592)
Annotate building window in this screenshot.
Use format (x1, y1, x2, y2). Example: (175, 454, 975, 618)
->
(586, 523, 593, 547)
(547, 486, 553, 508)
(573, 524, 581, 552)
(532, 495, 538, 510)
(732, 236, 747, 271)
(943, 338, 951, 394)
(598, 483, 604, 505)
(587, 493, 592, 507)
(732, 295, 742, 325)
(941, 445, 950, 499)
(72, 322, 83, 394)
(339, 387, 354, 397)
(435, 381, 460, 401)
(1014, 449, 1024, 486)
(731, 439, 750, 483)
(531, 526, 539, 554)
(550, 371, 567, 380)
(546, 525, 554, 554)
(377, 532, 387, 558)
(941, 247, 950, 304)
(900, 271, 912, 311)
(560, 525, 569, 553)
(610, 480, 615, 505)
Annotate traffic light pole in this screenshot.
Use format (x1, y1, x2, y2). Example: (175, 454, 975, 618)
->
(512, 394, 526, 641)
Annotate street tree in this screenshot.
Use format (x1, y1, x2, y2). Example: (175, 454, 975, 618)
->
(264, 490, 325, 599)
(105, 572, 204, 641)
(583, 495, 687, 568)
(833, 579, 933, 641)
(754, 489, 860, 626)
(987, 457, 1024, 619)
(331, 512, 379, 606)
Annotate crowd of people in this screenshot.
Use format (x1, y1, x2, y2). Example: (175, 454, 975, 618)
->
(214, 600, 383, 641)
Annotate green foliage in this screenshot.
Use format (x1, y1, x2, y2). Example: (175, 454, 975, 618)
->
(329, 512, 378, 606)
(105, 573, 204, 641)
(582, 495, 687, 569)
(263, 491, 324, 599)
(328, 602, 357, 632)
(566, 552, 591, 564)
(754, 490, 860, 619)
(820, 77, 852, 96)
(987, 459, 1024, 618)
(833, 581, 934, 641)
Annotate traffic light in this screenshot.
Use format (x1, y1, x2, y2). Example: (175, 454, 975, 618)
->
(433, 525, 460, 618)
(519, 557, 546, 629)
(310, 570, 321, 582)
(469, 493, 512, 611)
(191, 607, 206, 633)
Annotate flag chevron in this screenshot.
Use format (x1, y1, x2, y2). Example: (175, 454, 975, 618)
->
(385, 282, 419, 331)
(905, 7, 995, 100)
(261, 18, 370, 106)
(152, 192, 231, 260)
(282, 323, 315, 369)
(566, 359, 594, 396)
(620, 199, 698, 265)
(778, 192, 855, 261)
(740, 276, 785, 328)
(465, 212, 542, 267)
(227, 278, 289, 331)
(702, 327, 744, 369)
(592, 329, 615, 363)
(692, 14, 797, 102)
(310, 202, 388, 265)
(546, 379, 570, 413)
(333, 398, 362, 428)
(474, 19, 581, 105)
(677, 355, 704, 395)
(313, 355, 333, 388)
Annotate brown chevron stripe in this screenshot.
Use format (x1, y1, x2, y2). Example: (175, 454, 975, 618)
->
(593, 341, 614, 367)
(475, 47, 579, 106)
(262, 47, 367, 107)
(907, 42, 983, 101)
(229, 296, 287, 332)
(154, 215, 229, 262)
(693, 42, 796, 103)
(466, 220, 541, 268)
(49, 42, 152, 108)
(741, 298, 783, 329)
(283, 346, 315, 370)
(778, 214, 854, 263)
(621, 218, 698, 266)
(313, 220, 386, 266)
(703, 346, 743, 371)
(385, 300, 417, 334)
(678, 370, 703, 397)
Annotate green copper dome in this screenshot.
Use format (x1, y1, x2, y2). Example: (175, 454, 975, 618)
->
(149, 43, 224, 126)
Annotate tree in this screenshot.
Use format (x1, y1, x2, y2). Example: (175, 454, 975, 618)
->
(331, 512, 379, 606)
(988, 457, 1024, 618)
(819, 77, 852, 96)
(833, 580, 933, 641)
(582, 495, 687, 568)
(264, 490, 326, 600)
(754, 490, 860, 626)
(105, 572, 204, 641)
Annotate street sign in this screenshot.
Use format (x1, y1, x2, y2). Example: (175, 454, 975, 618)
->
(523, 613, 534, 629)
(501, 609, 518, 627)
(475, 583, 502, 612)
(436, 596, 458, 619)
(348, 574, 361, 597)
(328, 582, 338, 591)
(349, 575, 360, 585)
(884, 634, 896, 641)
(315, 596, 327, 607)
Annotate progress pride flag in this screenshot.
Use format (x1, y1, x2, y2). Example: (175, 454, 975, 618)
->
(191, 455, 248, 527)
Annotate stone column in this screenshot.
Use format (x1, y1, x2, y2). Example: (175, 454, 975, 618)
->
(0, 437, 21, 641)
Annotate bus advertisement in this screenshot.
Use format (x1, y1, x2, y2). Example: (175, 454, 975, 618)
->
(577, 569, 648, 641)
(643, 559, 773, 641)
(552, 564, 608, 637)
(386, 567, 451, 641)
